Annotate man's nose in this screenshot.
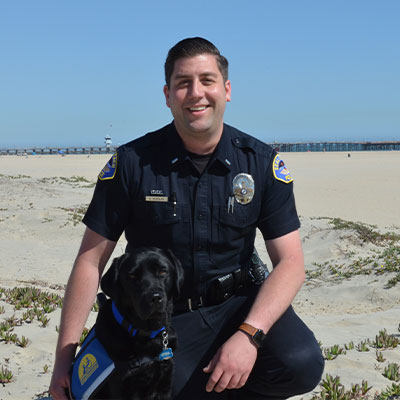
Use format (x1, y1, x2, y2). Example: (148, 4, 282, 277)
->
(188, 80, 204, 98)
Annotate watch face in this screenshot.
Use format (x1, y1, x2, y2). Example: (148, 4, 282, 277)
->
(253, 330, 266, 347)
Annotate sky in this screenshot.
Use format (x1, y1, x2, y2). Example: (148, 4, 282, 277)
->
(1, 0, 399, 148)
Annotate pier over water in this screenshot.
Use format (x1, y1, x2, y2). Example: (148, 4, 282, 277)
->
(0, 141, 399, 155)
(0, 146, 118, 156)
(271, 141, 400, 152)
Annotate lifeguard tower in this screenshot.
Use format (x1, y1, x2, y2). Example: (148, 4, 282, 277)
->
(104, 135, 112, 153)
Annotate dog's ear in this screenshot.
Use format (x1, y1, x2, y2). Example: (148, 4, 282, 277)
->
(165, 249, 184, 298)
(101, 254, 128, 300)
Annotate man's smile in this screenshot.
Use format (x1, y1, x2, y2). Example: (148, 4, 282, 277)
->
(188, 105, 209, 112)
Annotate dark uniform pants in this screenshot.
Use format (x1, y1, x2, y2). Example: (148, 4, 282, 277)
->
(172, 285, 324, 400)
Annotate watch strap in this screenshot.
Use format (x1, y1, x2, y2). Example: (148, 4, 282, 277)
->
(238, 322, 259, 337)
(238, 322, 266, 348)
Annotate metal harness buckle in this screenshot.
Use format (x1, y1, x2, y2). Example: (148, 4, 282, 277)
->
(188, 296, 203, 312)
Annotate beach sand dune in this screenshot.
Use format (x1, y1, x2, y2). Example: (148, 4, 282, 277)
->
(0, 152, 399, 399)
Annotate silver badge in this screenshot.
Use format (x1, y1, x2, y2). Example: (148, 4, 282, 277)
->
(232, 173, 254, 205)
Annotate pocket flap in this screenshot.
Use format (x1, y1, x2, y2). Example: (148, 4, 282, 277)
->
(218, 202, 259, 228)
(135, 201, 181, 225)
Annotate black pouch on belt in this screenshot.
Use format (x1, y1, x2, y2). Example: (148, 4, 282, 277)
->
(207, 273, 235, 304)
(248, 249, 269, 285)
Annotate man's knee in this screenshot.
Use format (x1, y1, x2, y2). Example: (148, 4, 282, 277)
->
(243, 342, 324, 399)
(286, 344, 325, 394)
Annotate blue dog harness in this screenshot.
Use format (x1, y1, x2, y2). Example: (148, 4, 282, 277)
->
(70, 302, 173, 399)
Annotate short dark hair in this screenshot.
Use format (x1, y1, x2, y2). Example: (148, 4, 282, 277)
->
(164, 37, 229, 87)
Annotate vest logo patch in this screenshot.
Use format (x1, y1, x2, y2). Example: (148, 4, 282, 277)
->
(78, 353, 98, 385)
(98, 153, 117, 181)
(272, 154, 293, 184)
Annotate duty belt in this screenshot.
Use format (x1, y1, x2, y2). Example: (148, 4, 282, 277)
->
(173, 249, 268, 314)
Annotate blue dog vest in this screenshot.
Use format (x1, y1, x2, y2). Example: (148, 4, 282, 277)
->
(70, 327, 115, 399)
(70, 302, 173, 399)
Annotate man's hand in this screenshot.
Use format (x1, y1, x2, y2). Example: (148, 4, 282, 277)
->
(49, 362, 71, 400)
(203, 330, 257, 393)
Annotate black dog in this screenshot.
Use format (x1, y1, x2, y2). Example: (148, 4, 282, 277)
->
(82, 247, 183, 400)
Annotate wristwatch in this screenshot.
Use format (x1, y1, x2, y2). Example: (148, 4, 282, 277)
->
(238, 322, 266, 348)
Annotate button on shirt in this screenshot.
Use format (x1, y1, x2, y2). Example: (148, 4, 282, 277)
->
(83, 123, 300, 300)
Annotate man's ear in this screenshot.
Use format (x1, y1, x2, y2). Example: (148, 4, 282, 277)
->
(225, 79, 231, 102)
(101, 254, 128, 300)
(163, 85, 171, 108)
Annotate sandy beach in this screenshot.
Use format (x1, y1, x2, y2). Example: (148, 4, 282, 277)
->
(0, 151, 399, 399)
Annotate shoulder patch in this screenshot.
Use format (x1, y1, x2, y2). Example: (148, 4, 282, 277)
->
(98, 152, 117, 181)
(272, 154, 293, 184)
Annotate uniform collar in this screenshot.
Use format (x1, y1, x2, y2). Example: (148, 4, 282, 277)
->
(164, 122, 233, 171)
(212, 124, 234, 171)
(163, 122, 191, 169)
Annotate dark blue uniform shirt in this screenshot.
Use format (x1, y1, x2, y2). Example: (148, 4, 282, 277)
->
(83, 122, 300, 300)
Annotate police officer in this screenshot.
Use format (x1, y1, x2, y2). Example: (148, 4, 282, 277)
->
(50, 37, 324, 399)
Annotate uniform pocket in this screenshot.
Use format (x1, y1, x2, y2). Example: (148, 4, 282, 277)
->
(134, 201, 182, 225)
(129, 201, 189, 249)
(218, 202, 259, 228)
(210, 201, 260, 267)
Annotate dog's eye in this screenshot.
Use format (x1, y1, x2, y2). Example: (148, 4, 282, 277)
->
(128, 273, 136, 279)
(158, 270, 167, 276)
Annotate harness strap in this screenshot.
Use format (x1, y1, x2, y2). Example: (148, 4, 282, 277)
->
(112, 301, 137, 336)
(115, 355, 155, 371)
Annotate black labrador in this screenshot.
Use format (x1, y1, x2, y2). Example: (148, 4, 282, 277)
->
(85, 247, 183, 400)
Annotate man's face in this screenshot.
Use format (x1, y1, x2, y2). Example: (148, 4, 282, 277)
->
(163, 54, 231, 142)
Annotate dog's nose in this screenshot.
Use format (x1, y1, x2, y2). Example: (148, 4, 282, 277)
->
(152, 293, 162, 304)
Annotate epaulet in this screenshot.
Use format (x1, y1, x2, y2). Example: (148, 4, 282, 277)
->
(228, 125, 273, 158)
(97, 127, 168, 181)
(123, 127, 167, 151)
(140, 129, 166, 148)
